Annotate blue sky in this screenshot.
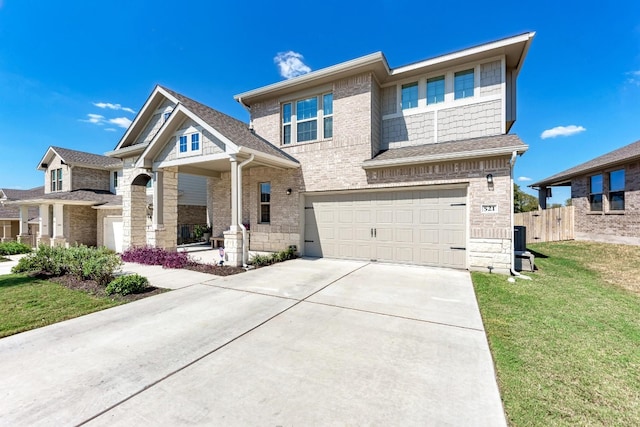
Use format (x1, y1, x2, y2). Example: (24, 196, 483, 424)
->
(1, 0, 639, 205)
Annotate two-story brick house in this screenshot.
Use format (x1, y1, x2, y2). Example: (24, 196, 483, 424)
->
(110, 32, 534, 272)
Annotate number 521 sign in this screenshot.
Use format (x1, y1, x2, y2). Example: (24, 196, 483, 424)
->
(481, 204, 498, 213)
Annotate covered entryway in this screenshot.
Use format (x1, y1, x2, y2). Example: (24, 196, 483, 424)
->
(104, 216, 124, 253)
(304, 187, 467, 268)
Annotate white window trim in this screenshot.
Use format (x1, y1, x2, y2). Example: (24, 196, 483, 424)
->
(175, 125, 203, 158)
(281, 92, 333, 145)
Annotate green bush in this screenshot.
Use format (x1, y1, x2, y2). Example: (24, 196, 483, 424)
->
(12, 245, 67, 276)
(250, 246, 297, 267)
(11, 245, 121, 285)
(105, 274, 149, 296)
(0, 241, 32, 256)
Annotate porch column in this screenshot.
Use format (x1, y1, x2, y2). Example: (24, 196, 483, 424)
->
(16, 205, 31, 246)
(224, 156, 243, 267)
(152, 171, 164, 227)
(1, 221, 11, 242)
(38, 203, 51, 246)
(52, 203, 66, 246)
(538, 186, 547, 209)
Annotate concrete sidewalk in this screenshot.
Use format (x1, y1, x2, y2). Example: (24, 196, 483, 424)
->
(0, 258, 506, 426)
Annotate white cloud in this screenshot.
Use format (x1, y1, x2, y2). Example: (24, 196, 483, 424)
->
(81, 113, 105, 125)
(518, 176, 532, 182)
(93, 102, 136, 114)
(108, 117, 132, 129)
(274, 51, 311, 79)
(626, 70, 640, 86)
(540, 125, 586, 139)
(104, 128, 117, 132)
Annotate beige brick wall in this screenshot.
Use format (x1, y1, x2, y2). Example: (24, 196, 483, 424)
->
(64, 205, 97, 246)
(178, 205, 207, 225)
(571, 162, 640, 244)
(71, 167, 111, 191)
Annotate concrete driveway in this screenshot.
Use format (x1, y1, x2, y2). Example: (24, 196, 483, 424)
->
(0, 258, 505, 426)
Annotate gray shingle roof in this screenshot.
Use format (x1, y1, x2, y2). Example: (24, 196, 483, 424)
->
(160, 86, 297, 163)
(51, 146, 122, 169)
(531, 139, 640, 187)
(1, 186, 45, 201)
(0, 205, 39, 221)
(365, 134, 527, 164)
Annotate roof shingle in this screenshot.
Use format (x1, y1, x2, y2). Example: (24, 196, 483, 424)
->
(50, 147, 122, 169)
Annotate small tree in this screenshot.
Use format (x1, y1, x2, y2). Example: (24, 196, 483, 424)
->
(514, 184, 539, 213)
(565, 198, 573, 206)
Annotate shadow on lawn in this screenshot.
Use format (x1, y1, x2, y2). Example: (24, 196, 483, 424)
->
(527, 248, 549, 259)
(0, 275, 37, 289)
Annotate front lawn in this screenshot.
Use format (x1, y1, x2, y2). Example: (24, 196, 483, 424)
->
(473, 241, 640, 426)
(0, 274, 122, 338)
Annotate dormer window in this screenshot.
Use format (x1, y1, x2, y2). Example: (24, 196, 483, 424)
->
(163, 111, 171, 122)
(50, 168, 62, 192)
(176, 128, 202, 157)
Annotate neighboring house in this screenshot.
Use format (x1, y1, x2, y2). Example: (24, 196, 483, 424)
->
(531, 139, 640, 245)
(6, 147, 207, 251)
(0, 187, 42, 244)
(107, 31, 534, 272)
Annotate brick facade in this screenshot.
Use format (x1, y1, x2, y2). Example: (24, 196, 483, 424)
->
(571, 162, 640, 244)
(63, 205, 97, 247)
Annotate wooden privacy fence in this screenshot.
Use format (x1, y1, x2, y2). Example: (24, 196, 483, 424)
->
(514, 206, 575, 244)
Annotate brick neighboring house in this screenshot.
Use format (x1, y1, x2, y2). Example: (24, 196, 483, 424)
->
(6, 146, 207, 250)
(108, 31, 534, 272)
(531, 139, 640, 245)
(0, 187, 42, 244)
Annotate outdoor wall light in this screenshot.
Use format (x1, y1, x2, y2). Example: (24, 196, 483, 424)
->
(486, 174, 494, 184)
(286, 188, 292, 195)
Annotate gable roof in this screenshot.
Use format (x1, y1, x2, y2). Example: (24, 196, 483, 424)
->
(531, 139, 640, 187)
(159, 86, 295, 162)
(362, 134, 527, 169)
(38, 146, 122, 171)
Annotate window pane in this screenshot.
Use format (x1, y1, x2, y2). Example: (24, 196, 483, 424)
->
(590, 174, 603, 193)
(324, 117, 333, 139)
(610, 169, 625, 191)
(454, 69, 474, 99)
(282, 103, 291, 124)
(283, 124, 291, 144)
(260, 205, 270, 223)
(179, 135, 187, 153)
(590, 194, 603, 211)
(323, 93, 333, 115)
(427, 76, 445, 104)
(297, 120, 317, 142)
(296, 97, 317, 121)
(610, 191, 625, 210)
(260, 182, 270, 202)
(401, 82, 418, 109)
(191, 133, 200, 151)
(113, 171, 118, 188)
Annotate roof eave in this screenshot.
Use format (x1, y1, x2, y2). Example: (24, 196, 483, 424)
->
(362, 145, 528, 170)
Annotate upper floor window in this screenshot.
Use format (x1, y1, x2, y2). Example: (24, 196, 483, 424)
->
(282, 93, 332, 145)
(426, 76, 445, 105)
(163, 111, 171, 122)
(589, 174, 603, 211)
(401, 82, 418, 110)
(113, 171, 118, 188)
(50, 168, 62, 192)
(177, 131, 202, 157)
(454, 69, 475, 99)
(609, 169, 625, 210)
(259, 182, 271, 223)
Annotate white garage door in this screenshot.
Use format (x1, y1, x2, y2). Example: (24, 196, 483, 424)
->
(304, 187, 467, 268)
(104, 216, 123, 253)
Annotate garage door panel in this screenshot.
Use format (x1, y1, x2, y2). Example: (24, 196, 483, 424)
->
(305, 188, 467, 269)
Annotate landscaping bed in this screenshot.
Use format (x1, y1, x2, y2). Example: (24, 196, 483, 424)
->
(49, 274, 166, 302)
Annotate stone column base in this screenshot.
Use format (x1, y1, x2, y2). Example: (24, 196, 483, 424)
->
(17, 234, 32, 246)
(223, 230, 243, 267)
(37, 236, 51, 247)
(51, 237, 68, 247)
(1, 237, 15, 243)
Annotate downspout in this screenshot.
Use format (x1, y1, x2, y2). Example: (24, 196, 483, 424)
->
(509, 150, 531, 279)
(237, 154, 254, 268)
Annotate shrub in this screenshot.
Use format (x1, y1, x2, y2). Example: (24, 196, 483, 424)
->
(121, 246, 191, 269)
(250, 246, 297, 267)
(11, 244, 122, 285)
(0, 241, 32, 256)
(106, 274, 149, 296)
(12, 245, 67, 276)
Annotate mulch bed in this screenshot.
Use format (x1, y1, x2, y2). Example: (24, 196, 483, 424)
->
(184, 262, 246, 276)
(47, 275, 166, 302)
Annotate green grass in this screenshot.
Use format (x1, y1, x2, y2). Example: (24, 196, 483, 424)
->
(473, 241, 640, 426)
(0, 274, 122, 338)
